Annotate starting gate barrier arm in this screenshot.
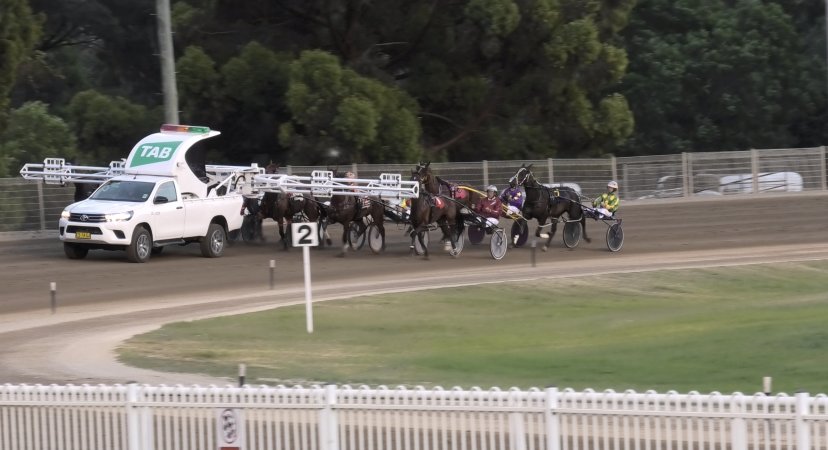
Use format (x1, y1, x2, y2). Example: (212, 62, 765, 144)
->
(251, 170, 419, 199)
(19, 158, 126, 185)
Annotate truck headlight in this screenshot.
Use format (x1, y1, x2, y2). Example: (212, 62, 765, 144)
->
(61, 210, 70, 220)
(105, 211, 133, 222)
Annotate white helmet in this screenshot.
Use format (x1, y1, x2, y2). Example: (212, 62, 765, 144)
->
(607, 181, 618, 190)
(486, 185, 498, 192)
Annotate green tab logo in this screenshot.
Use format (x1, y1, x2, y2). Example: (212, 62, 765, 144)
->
(130, 141, 183, 167)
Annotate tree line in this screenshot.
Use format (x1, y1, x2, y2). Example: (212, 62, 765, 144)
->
(1, 0, 826, 177)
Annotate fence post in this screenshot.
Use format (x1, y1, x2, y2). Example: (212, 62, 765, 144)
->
(286, 165, 293, 175)
(320, 384, 340, 450)
(730, 394, 747, 450)
(509, 388, 528, 450)
(37, 183, 46, 231)
(482, 160, 489, 188)
(610, 154, 618, 187)
(796, 391, 811, 450)
(545, 387, 561, 450)
(126, 382, 141, 450)
(681, 152, 690, 198)
(751, 149, 759, 194)
(547, 158, 554, 184)
(820, 146, 827, 191)
(351, 163, 359, 178)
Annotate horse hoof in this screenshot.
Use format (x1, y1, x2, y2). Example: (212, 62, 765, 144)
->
(542, 246, 548, 252)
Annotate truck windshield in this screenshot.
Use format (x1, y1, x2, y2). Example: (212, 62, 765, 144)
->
(89, 180, 155, 202)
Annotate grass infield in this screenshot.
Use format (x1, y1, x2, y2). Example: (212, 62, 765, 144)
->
(118, 260, 828, 394)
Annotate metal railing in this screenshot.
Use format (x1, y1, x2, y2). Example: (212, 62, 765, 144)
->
(5, 147, 827, 233)
(2, 383, 828, 450)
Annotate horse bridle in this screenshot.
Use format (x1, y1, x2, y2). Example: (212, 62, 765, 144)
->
(510, 167, 530, 187)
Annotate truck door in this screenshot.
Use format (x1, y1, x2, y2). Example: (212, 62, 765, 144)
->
(149, 181, 185, 240)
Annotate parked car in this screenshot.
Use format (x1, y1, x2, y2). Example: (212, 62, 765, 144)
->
(638, 174, 721, 199)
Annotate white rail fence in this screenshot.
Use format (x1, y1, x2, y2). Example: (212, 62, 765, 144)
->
(4, 147, 828, 232)
(2, 384, 828, 450)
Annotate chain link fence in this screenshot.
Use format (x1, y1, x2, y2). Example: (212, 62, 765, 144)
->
(4, 147, 826, 232)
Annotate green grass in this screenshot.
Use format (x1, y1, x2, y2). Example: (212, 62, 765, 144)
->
(118, 261, 828, 394)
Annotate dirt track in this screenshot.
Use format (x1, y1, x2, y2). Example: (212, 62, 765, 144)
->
(1, 193, 827, 386)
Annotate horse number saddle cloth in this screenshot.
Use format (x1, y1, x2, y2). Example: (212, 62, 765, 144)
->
(428, 195, 445, 209)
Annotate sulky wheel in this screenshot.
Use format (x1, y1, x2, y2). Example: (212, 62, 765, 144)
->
(510, 221, 529, 247)
(606, 222, 624, 252)
(348, 221, 366, 250)
(468, 225, 485, 245)
(562, 221, 582, 249)
(367, 223, 384, 254)
(490, 229, 508, 260)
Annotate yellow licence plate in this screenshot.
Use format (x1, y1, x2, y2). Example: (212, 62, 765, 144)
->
(75, 231, 91, 239)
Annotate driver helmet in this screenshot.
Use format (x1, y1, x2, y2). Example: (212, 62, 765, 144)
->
(486, 185, 498, 194)
(607, 180, 619, 191)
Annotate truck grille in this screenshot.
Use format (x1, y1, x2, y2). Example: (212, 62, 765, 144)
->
(69, 213, 106, 223)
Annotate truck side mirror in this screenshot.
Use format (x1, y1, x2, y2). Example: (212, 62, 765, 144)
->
(154, 196, 169, 204)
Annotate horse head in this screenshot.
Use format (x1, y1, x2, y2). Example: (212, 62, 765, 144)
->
(510, 163, 534, 188)
(411, 162, 439, 194)
(265, 162, 281, 174)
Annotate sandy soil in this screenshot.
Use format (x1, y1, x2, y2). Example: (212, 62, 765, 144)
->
(1, 193, 827, 386)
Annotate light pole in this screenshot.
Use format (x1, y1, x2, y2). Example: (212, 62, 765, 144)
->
(156, 0, 179, 124)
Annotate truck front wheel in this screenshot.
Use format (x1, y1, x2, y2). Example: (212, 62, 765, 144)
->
(200, 223, 226, 258)
(64, 243, 89, 260)
(127, 226, 152, 263)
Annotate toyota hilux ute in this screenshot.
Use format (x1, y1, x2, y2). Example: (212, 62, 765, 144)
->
(53, 124, 244, 262)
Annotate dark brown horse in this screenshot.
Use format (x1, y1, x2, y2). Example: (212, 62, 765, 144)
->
(511, 163, 590, 251)
(319, 169, 384, 255)
(409, 162, 463, 258)
(258, 163, 324, 249)
(325, 191, 386, 256)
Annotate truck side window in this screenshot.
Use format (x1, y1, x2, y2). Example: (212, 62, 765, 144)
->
(156, 181, 178, 203)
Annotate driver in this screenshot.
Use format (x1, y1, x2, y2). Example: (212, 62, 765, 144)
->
(474, 185, 503, 228)
(593, 181, 620, 218)
(500, 179, 524, 216)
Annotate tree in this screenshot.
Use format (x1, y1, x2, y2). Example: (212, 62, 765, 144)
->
(0, 0, 41, 130)
(619, 0, 822, 154)
(279, 50, 422, 164)
(66, 89, 161, 164)
(0, 101, 78, 177)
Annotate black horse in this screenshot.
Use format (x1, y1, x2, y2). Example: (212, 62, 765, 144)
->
(511, 163, 590, 250)
(409, 162, 463, 259)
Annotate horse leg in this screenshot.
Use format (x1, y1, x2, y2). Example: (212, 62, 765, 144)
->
(545, 219, 557, 250)
(581, 214, 591, 243)
(439, 219, 453, 253)
(417, 228, 429, 259)
(408, 225, 417, 255)
(338, 220, 349, 257)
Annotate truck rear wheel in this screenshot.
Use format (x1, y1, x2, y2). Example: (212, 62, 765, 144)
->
(64, 243, 89, 260)
(200, 223, 226, 258)
(126, 226, 152, 263)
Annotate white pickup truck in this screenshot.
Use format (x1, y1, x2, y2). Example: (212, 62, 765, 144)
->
(22, 124, 250, 262)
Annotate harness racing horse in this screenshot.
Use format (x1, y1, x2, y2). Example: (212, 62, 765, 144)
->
(324, 171, 387, 256)
(258, 163, 325, 250)
(511, 164, 590, 251)
(409, 162, 463, 259)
